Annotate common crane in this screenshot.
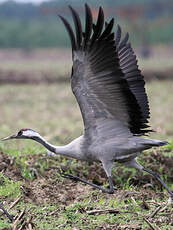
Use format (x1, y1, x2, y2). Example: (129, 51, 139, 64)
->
(2, 4, 173, 197)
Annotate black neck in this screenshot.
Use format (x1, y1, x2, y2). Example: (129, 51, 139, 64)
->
(32, 136, 56, 153)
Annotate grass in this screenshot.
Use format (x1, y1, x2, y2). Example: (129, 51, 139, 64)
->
(0, 78, 173, 228)
(0, 173, 22, 198)
(147, 81, 173, 140)
(0, 49, 71, 72)
(138, 45, 173, 72)
(0, 80, 173, 142)
(1, 188, 173, 229)
(0, 46, 172, 84)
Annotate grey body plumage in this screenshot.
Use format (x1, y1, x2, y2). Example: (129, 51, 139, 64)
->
(2, 5, 172, 197)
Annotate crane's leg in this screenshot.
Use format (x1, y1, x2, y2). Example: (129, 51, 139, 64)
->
(142, 167, 173, 197)
(60, 160, 114, 194)
(125, 157, 173, 197)
(0, 201, 14, 222)
(60, 173, 114, 194)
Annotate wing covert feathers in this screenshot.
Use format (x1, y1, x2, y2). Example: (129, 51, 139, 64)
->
(59, 4, 151, 136)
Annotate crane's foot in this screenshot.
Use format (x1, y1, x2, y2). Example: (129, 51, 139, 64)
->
(0, 201, 14, 222)
(142, 167, 173, 197)
(60, 171, 114, 194)
(60, 172, 79, 181)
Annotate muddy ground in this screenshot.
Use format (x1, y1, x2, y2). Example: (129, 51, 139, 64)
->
(0, 147, 173, 229)
(1, 148, 173, 205)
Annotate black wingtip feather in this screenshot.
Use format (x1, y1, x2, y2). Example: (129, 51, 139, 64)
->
(84, 3, 93, 47)
(59, 15, 77, 50)
(91, 6, 104, 44)
(98, 6, 104, 29)
(119, 32, 129, 49)
(115, 24, 121, 46)
(100, 18, 114, 40)
(68, 5, 82, 48)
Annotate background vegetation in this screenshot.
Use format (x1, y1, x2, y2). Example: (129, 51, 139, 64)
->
(0, 0, 172, 48)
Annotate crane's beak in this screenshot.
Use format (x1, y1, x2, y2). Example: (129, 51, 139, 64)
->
(1, 134, 17, 141)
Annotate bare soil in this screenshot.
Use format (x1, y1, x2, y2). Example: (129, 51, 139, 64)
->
(1, 148, 173, 230)
(1, 149, 173, 206)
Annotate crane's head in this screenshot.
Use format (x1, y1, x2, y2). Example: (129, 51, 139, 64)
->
(2, 128, 40, 141)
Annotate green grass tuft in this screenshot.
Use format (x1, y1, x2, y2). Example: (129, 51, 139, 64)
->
(0, 173, 22, 198)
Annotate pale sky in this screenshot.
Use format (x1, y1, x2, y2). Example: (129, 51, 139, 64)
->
(0, 0, 46, 3)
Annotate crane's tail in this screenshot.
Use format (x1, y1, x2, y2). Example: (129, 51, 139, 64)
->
(142, 139, 169, 147)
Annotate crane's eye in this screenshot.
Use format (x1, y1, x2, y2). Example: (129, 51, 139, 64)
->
(18, 131, 23, 136)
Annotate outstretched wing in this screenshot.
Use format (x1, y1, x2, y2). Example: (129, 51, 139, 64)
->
(59, 4, 151, 137)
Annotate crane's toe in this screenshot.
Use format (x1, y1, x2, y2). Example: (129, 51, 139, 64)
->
(60, 172, 79, 181)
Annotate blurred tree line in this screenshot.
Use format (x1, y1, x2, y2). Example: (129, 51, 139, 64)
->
(0, 0, 172, 48)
